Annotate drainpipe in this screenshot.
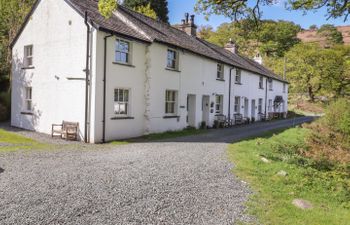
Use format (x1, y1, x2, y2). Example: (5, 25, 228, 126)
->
(84, 12, 90, 143)
(102, 34, 113, 143)
(228, 67, 235, 121)
(264, 77, 268, 116)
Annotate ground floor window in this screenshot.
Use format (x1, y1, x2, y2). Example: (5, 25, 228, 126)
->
(114, 88, 129, 115)
(258, 98, 263, 113)
(268, 99, 273, 112)
(234, 96, 240, 113)
(215, 95, 223, 114)
(25, 87, 32, 111)
(165, 90, 177, 114)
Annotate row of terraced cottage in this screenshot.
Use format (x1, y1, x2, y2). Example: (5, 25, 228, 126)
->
(10, 0, 288, 143)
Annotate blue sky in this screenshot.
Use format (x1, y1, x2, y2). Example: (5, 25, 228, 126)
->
(168, 0, 349, 29)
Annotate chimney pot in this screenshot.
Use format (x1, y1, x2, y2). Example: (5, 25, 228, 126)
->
(225, 39, 238, 54)
(185, 13, 189, 24)
(190, 15, 195, 24)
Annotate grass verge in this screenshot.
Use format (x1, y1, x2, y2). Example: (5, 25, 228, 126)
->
(110, 128, 207, 144)
(228, 127, 350, 225)
(0, 129, 47, 152)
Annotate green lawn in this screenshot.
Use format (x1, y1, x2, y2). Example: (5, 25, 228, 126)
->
(228, 127, 350, 225)
(0, 129, 47, 152)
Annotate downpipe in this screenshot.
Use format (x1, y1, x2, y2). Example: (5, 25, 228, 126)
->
(84, 12, 90, 143)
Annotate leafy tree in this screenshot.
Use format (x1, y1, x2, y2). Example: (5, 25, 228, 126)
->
(317, 24, 344, 46)
(98, 0, 118, 18)
(134, 3, 157, 19)
(197, 25, 214, 40)
(201, 20, 300, 57)
(309, 24, 318, 30)
(195, 0, 350, 22)
(123, 0, 169, 23)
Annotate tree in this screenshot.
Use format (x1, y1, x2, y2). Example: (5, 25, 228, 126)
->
(98, 0, 118, 18)
(309, 25, 318, 30)
(134, 3, 157, 19)
(201, 20, 301, 57)
(123, 0, 169, 23)
(317, 24, 344, 46)
(195, 0, 350, 22)
(197, 25, 214, 40)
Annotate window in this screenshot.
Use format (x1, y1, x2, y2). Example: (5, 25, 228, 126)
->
(234, 96, 240, 113)
(24, 45, 33, 67)
(215, 95, 223, 114)
(114, 89, 129, 115)
(115, 39, 130, 64)
(167, 49, 178, 69)
(268, 99, 273, 112)
(268, 79, 273, 90)
(283, 83, 286, 93)
(235, 69, 241, 84)
(217, 64, 224, 79)
(25, 87, 32, 111)
(259, 76, 264, 89)
(258, 98, 263, 113)
(165, 90, 177, 114)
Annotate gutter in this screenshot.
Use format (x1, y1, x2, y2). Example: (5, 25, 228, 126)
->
(102, 34, 114, 143)
(84, 12, 90, 143)
(264, 78, 269, 116)
(228, 67, 235, 121)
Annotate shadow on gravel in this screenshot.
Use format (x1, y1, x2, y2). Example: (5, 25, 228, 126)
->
(0, 167, 4, 174)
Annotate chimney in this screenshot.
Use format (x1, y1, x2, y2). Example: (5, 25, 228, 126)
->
(253, 53, 263, 65)
(225, 39, 238, 54)
(176, 13, 197, 36)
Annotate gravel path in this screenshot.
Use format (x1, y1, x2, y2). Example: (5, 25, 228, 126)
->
(0, 117, 315, 224)
(0, 142, 252, 225)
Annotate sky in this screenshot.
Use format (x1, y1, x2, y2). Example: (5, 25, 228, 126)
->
(168, 0, 349, 30)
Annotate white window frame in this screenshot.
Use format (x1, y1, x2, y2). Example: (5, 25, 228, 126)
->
(115, 39, 131, 64)
(268, 99, 273, 112)
(215, 95, 223, 114)
(166, 49, 178, 70)
(217, 63, 224, 79)
(114, 88, 130, 116)
(24, 45, 33, 67)
(24, 87, 32, 112)
(269, 79, 273, 91)
(234, 96, 240, 113)
(165, 90, 178, 115)
(258, 98, 263, 113)
(235, 69, 241, 84)
(259, 76, 264, 89)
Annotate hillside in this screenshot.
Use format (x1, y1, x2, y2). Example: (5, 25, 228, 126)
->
(298, 25, 350, 45)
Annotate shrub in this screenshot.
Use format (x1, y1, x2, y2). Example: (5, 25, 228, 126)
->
(324, 98, 350, 136)
(0, 92, 10, 121)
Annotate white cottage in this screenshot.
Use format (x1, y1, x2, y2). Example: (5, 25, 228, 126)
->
(10, 0, 288, 143)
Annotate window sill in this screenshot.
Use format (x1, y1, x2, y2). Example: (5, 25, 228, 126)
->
(163, 115, 180, 119)
(21, 66, 35, 70)
(216, 78, 225, 82)
(112, 62, 135, 67)
(235, 82, 242, 85)
(21, 112, 34, 115)
(111, 116, 135, 120)
(165, 68, 181, 72)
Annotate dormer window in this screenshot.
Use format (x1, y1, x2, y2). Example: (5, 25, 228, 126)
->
(115, 39, 131, 64)
(167, 49, 178, 70)
(24, 45, 33, 67)
(235, 69, 241, 84)
(217, 64, 224, 80)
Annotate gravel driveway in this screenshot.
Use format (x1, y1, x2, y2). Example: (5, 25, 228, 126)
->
(0, 117, 314, 225)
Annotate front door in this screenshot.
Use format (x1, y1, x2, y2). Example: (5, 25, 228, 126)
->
(187, 94, 196, 127)
(251, 99, 256, 119)
(244, 98, 249, 117)
(202, 95, 210, 126)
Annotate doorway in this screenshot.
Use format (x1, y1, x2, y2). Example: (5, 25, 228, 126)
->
(244, 98, 249, 117)
(187, 94, 196, 127)
(202, 95, 210, 126)
(251, 99, 256, 119)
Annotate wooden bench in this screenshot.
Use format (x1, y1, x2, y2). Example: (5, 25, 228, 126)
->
(52, 121, 79, 141)
(215, 115, 233, 128)
(258, 113, 266, 121)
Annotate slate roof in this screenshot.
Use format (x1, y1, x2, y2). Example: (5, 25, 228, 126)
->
(12, 0, 287, 82)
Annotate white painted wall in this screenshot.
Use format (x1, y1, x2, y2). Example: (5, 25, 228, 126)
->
(11, 0, 89, 139)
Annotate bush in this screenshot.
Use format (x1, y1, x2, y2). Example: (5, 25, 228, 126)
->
(305, 98, 350, 163)
(0, 92, 10, 121)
